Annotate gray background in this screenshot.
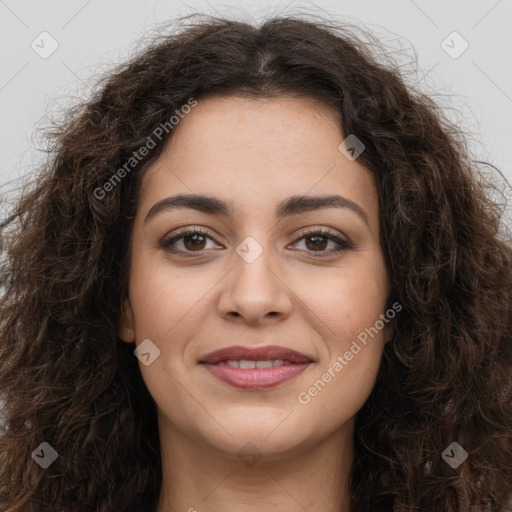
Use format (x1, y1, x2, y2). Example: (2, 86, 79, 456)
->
(0, 0, 511, 204)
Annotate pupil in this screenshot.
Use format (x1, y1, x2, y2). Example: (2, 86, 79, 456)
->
(185, 235, 205, 250)
(307, 235, 327, 250)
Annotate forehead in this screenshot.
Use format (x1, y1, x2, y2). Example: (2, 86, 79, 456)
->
(138, 95, 379, 232)
(161, 94, 342, 160)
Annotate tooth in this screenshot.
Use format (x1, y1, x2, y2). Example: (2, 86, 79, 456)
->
(272, 360, 285, 367)
(239, 360, 256, 369)
(226, 360, 240, 368)
(255, 360, 273, 369)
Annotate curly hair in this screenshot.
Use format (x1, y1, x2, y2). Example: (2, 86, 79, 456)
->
(0, 12, 511, 512)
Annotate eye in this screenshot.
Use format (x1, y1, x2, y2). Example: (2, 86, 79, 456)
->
(161, 227, 221, 256)
(290, 228, 352, 257)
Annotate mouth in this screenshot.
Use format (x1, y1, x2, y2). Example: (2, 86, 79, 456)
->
(199, 345, 314, 389)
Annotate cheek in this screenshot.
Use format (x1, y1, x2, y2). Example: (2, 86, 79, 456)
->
(128, 255, 211, 340)
(297, 277, 388, 423)
(299, 258, 389, 343)
(295, 261, 389, 419)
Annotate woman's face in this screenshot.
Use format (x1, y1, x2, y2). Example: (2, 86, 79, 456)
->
(119, 94, 391, 460)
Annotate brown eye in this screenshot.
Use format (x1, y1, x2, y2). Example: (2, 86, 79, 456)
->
(161, 228, 220, 255)
(291, 229, 352, 257)
(305, 234, 329, 251)
(182, 233, 207, 251)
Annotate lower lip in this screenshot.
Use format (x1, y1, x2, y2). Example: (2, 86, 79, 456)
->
(201, 363, 311, 389)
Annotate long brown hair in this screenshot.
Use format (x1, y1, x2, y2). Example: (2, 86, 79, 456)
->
(1, 13, 511, 512)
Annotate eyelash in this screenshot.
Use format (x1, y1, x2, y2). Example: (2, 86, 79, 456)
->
(161, 227, 352, 258)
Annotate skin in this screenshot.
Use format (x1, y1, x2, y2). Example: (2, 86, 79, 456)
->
(118, 95, 391, 512)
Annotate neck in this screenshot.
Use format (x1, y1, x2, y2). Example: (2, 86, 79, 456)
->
(156, 415, 355, 512)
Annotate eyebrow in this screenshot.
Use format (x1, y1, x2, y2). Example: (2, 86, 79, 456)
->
(144, 193, 369, 226)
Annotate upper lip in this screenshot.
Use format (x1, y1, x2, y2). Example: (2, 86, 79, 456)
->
(199, 345, 314, 364)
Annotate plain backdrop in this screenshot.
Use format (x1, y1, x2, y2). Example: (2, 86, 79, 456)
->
(0, 0, 511, 214)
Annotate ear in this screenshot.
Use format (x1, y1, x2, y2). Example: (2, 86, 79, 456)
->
(118, 296, 135, 343)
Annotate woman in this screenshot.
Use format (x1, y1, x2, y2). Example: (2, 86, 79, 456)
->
(0, 13, 511, 512)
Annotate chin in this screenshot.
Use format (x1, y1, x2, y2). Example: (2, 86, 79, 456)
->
(203, 422, 314, 460)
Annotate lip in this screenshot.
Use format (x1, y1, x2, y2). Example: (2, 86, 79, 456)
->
(202, 363, 312, 389)
(199, 345, 314, 390)
(199, 345, 313, 364)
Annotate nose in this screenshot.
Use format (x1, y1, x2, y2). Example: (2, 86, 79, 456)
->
(217, 246, 292, 326)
